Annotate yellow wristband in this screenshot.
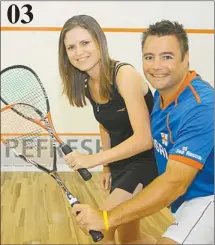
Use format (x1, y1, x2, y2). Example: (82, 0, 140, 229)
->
(103, 210, 109, 231)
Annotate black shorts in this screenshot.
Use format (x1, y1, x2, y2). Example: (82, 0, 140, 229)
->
(110, 152, 158, 194)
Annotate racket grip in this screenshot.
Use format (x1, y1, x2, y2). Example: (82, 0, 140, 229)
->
(77, 168, 92, 181)
(73, 202, 104, 242)
(61, 144, 92, 181)
(89, 230, 104, 242)
(60, 143, 74, 155)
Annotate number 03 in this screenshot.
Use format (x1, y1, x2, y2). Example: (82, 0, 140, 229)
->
(7, 4, 34, 24)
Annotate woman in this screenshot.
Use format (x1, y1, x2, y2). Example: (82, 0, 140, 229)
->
(58, 15, 158, 244)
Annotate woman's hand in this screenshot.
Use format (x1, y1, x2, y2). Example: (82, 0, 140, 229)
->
(64, 152, 100, 170)
(100, 166, 111, 190)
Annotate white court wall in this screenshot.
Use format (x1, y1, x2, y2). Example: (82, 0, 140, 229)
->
(1, 1, 214, 171)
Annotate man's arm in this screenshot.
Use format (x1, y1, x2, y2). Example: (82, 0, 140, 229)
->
(108, 159, 199, 227)
(72, 159, 199, 231)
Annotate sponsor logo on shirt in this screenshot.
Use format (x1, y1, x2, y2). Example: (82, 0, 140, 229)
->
(117, 107, 126, 112)
(161, 132, 168, 146)
(154, 139, 168, 160)
(176, 147, 202, 161)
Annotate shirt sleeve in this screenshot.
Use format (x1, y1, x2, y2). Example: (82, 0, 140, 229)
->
(169, 104, 214, 169)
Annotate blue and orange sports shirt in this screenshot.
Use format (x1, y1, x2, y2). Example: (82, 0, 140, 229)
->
(151, 71, 214, 213)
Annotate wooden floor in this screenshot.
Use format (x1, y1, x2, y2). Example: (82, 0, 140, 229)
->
(1, 172, 174, 244)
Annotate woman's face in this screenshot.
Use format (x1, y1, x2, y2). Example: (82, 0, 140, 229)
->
(64, 26, 100, 73)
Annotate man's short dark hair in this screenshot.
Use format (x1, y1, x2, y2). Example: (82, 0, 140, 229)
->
(141, 20, 189, 60)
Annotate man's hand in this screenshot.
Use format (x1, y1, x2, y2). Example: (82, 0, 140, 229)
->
(72, 204, 105, 233)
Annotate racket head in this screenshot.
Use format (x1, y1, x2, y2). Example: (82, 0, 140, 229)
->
(2, 101, 63, 141)
(1, 103, 58, 172)
(0, 65, 49, 115)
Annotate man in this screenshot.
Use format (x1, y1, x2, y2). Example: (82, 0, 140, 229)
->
(72, 20, 214, 244)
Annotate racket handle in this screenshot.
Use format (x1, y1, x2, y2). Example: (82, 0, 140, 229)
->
(89, 230, 104, 242)
(61, 144, 92, 181)
(77, 168, 92, 181)
(60, 143, 74, 155)
(73, 201, 104, 242)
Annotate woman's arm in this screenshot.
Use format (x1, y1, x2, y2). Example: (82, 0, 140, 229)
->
(64, 66, 153, 169)
(95, 65, 153, 166)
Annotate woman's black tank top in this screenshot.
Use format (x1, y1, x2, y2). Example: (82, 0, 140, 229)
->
(86, 62, 155, 171)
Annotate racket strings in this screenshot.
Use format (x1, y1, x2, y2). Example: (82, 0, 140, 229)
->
(1, 108, 55, 169)
(11, 103, 43, 120)
(1, 67, 47, 114)
(11, 104, 59, 147)
(12, 130, 45, 149)
(7, 104, 58, 147)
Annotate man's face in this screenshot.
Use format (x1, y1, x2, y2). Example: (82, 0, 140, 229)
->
(142, 35, 189, 92)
